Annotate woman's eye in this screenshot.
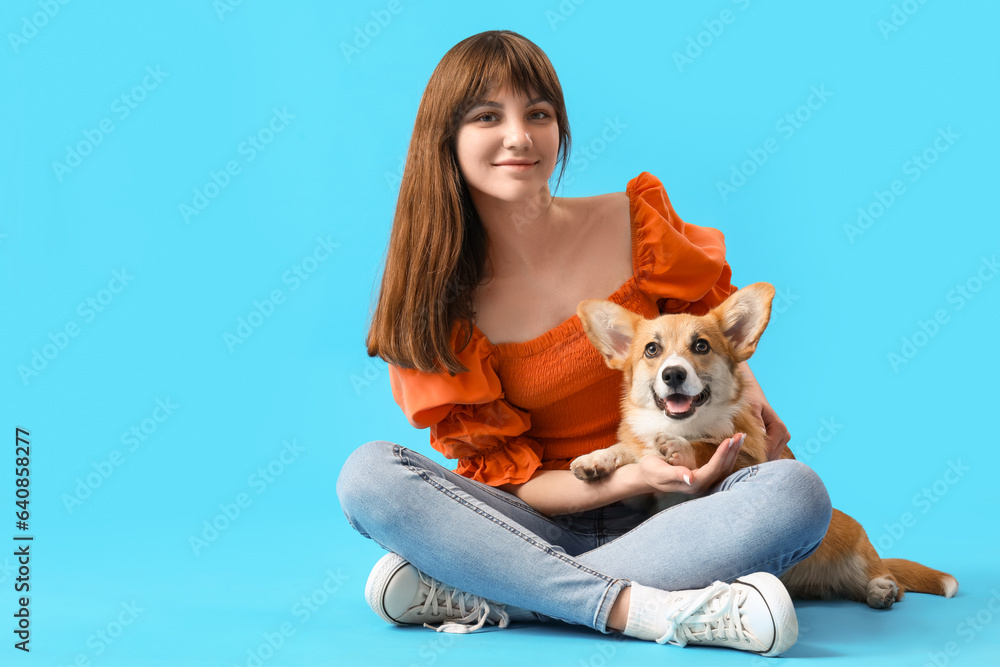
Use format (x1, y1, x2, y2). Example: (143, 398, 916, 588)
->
(475, 113, 498, 123)
(644, 342, 659, 357)
(693, 338, 710, 354)
(528, 110, 549, 120)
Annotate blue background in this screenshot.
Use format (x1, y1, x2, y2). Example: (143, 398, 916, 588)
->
(2, 0, 999, 665)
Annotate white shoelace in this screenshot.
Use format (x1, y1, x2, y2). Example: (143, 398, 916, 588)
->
(655, 581, 751, 647)
(414, 571, 511, 634)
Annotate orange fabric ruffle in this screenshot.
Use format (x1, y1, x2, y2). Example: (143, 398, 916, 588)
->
(629, 172, 738, 314)
(450, 435, 543, 487)
(390, 327, 499, 430)
(389, 324, 542, 486)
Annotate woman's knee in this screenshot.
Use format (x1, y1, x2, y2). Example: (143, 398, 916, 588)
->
(336, 440, 399, 523)
(766, 459, 833, 547)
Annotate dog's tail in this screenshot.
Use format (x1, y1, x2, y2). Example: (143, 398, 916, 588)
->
(884, 559, 959, 598)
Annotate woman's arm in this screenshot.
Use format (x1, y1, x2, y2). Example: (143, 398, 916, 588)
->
(500, 435, 746, 516)
(499, 465, 649, 516)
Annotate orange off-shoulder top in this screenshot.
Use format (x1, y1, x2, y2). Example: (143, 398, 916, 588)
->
(389, 172, 738, 487)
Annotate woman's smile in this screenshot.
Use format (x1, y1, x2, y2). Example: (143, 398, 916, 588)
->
(493, 160, 539, 171)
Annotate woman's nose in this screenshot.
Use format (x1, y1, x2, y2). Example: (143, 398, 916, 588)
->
(502, 120, 532, 150)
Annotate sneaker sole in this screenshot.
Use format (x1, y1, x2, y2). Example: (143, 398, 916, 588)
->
(733, 572, 798, 657)
(364, 552, 410, 625)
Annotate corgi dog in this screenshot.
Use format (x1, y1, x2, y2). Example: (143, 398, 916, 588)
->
(571, 282, 958, 608)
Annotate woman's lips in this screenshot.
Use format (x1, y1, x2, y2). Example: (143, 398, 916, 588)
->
(494, 161, 536, 171)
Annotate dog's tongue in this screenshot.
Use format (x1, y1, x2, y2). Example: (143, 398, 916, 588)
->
(666, 394, 694, 414)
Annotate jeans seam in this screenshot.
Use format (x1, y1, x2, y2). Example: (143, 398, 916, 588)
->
(479, 484, 558, 520)
(393, 445, 618, 585)
(594, 578, 628, 632)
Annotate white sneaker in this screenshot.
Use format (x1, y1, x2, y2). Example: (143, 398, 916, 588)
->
(655, 572, 797, 657)
(365, 552, 526, 633)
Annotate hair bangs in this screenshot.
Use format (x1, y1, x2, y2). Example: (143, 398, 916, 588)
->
(456, 36, 562, 122)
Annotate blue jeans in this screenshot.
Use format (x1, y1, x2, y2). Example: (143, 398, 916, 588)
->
(336, 440, 832, 633)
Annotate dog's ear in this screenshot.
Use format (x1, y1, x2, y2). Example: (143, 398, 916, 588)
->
(577, 299, 640, 371)
(710, 283, 775, 362)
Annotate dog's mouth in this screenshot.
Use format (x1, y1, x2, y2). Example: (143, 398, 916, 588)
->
(653, 386, 711, 420)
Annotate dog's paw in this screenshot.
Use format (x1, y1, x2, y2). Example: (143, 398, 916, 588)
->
(571, 449, 621, 481)
(654, 435, 696, 468)
(866, 576, 900, 609)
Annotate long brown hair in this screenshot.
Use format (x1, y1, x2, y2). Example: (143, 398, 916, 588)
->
(366, 30, 572, 375)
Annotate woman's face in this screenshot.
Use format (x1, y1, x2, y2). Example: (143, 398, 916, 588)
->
(454, 86, 560, 206)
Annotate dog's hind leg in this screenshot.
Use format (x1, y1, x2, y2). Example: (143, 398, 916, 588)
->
(840, 514, 903, 608)
(779, 510, 902, 608)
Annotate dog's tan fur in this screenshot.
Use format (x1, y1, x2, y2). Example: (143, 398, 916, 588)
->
(572, 283, 958, 607)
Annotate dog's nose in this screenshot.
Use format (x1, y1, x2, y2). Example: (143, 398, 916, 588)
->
(662, 366, 687, 387)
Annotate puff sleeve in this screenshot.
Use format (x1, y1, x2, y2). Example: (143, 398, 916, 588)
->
(388, 325, 543, 487)
(628, 172, 738, 314)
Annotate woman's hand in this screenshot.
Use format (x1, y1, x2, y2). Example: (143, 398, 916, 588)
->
(739, 362, 790, 461)
(638, 434, 746, 496)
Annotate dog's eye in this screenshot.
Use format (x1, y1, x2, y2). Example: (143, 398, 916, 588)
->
(693, 338, 711, 354)
(644, 342, 660, 358)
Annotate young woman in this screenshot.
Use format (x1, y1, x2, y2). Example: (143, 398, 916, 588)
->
(337, 30, 832, 657)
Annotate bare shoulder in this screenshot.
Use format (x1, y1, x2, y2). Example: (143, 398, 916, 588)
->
(591, 190, 630, 216)
(586, 191, 631, 257)
(559, 190, 630, 236)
